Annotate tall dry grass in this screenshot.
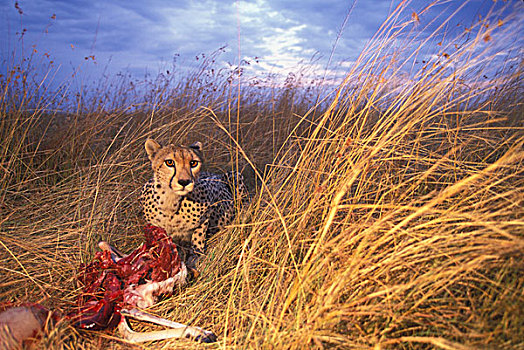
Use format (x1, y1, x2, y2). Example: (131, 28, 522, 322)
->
(1, 1, 523, 349)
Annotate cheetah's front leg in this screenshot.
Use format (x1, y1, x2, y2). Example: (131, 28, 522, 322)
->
(187, 218, 209, 274)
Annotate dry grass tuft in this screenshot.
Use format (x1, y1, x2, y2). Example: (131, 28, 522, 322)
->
(1, 1, 522, 349)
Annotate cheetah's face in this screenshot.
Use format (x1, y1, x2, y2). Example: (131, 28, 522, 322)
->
(145, 139, 203, 196)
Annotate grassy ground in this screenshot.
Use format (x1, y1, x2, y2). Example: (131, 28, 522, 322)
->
(1, 2, 523, 349)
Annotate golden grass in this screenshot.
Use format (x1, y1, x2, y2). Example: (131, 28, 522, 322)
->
(1, 1, 523, 349)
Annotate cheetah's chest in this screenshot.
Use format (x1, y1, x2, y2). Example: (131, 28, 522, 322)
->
(141, 175, 238, 250)
(143, 190, 209, 242)
(168, 197, 205, 224)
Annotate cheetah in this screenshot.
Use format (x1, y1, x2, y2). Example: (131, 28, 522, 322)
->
(140, 139, 246, 268)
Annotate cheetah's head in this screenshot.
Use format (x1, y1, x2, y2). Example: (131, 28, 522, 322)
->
(145, 139, 203, 196)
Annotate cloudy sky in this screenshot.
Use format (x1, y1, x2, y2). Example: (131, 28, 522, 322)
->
(0, 0, 521, 85)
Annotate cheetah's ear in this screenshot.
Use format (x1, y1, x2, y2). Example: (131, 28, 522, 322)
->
(189, 142, 202, 152)
(145, 139, 162, 160)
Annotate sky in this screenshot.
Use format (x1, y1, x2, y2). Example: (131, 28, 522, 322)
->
(0, 0, 522, 88)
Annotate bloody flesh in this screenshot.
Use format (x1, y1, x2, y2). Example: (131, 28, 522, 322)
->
(68, 224, 182, 330)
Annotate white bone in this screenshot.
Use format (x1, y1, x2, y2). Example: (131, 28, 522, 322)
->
(119, 308, 216, 343)
(98, 241, 126, 262)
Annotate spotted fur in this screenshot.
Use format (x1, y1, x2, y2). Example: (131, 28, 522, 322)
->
(141, 139, 246, 266)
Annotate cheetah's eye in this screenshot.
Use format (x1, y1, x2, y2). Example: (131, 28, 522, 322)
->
(189, 160, 199, 168)
(165, 159, 175, 167)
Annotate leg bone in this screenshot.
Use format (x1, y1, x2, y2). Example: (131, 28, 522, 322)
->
(119, 308, 217, 343)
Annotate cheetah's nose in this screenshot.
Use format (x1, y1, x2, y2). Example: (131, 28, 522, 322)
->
(178, 179, 192, 187)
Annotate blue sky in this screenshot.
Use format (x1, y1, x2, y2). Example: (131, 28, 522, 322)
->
(1, 0, 521, 86)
